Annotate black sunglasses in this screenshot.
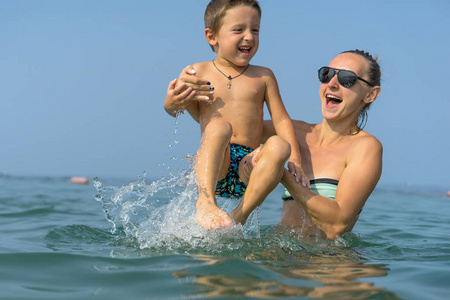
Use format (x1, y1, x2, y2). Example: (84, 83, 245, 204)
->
(318, 67, 374, 88)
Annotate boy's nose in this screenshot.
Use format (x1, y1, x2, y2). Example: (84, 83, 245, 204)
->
(244, 30, 254, 41)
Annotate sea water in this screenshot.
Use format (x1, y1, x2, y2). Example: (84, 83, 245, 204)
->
(0, 170, 449, 300)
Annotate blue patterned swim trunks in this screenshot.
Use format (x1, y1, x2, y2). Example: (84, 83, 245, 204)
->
(215, 144, 254, 199)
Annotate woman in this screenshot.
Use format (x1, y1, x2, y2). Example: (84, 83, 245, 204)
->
(165, 49, 382, 240)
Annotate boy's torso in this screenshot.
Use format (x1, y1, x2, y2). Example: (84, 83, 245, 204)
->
(194, 61, 268, 149)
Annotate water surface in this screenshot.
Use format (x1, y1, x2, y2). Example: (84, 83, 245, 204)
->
(0, 174, 448, 299)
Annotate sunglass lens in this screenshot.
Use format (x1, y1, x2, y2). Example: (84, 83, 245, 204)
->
(318, 67, 333, 83)
(338, 70, 357, 88)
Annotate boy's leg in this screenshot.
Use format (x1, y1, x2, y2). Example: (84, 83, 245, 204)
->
(195, 118, 233, 229)
(230, 136, 291, 224)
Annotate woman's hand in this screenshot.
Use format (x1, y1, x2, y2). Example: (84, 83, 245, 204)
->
(287, 160, 310, 189)
(163, 65, 214, 117)
(178, 65, 214, 101)
(164, 78, 195, 116)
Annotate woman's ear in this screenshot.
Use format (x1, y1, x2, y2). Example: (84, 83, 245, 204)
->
(205, 28, 217, 48)
(364, 86, 381, 104)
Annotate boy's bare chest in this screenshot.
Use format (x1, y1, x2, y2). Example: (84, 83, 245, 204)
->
(199, 82, 265, 116)
(196, 64, 267, 128)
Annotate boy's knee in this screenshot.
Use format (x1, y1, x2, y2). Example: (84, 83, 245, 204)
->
(265, 136, 291, 160)
(204, 119, 233, 139)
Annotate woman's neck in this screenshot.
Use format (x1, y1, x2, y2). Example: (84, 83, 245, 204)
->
(315, 119, 358, 145)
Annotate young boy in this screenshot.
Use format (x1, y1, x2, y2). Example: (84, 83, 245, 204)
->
(164, 0, 305, 229)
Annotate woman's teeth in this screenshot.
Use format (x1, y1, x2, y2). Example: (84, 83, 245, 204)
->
(326, 95, 342, 106)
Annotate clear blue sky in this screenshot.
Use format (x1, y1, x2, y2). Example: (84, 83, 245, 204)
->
(1, 0, 449, 185)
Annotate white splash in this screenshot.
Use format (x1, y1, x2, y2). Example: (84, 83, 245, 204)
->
(93, 166, 261, 253)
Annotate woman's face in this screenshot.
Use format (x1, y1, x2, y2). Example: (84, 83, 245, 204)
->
(319, 53, 373, 123)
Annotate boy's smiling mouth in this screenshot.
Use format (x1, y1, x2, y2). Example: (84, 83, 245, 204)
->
(239, 46, 251, 53)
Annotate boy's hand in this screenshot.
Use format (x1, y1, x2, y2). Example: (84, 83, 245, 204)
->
(287, 160, 310, 188)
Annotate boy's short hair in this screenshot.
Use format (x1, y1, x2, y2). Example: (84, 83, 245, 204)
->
(204, 0, 261, 51)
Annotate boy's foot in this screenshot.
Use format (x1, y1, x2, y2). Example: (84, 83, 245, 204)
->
(229, 208, 246, 226)
(195, 202, 233, 229)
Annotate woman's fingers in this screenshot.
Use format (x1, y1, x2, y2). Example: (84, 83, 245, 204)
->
(167, 78, 178, 91)
(177, 65, 215, 102)
(180, 65, 213, 89)
(183, 65, 196, 75)
(177, 86, 195, 101)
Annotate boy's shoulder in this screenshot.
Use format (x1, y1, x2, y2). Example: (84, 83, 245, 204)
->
(245, 65, 278, 83)
(249, 64, 274, 75)
(191, 61, 211, 71)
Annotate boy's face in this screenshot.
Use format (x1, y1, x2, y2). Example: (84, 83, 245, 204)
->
(211, 6, 260, 67)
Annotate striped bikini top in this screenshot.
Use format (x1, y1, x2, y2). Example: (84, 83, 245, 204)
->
(281, 178, 339, 201)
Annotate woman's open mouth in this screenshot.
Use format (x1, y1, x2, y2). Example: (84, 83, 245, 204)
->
(326, 94, 342, 108)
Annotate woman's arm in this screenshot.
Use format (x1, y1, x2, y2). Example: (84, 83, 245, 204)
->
(281, 136, 383, 239)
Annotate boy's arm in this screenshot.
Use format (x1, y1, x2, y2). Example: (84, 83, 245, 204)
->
(163, 65, 213, 122)
(261, 120, 276, 143)
(263, 69, 309, 187)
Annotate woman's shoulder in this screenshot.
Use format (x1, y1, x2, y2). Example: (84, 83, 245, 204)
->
(292, 120, 316, 133)
(350, 130, 383, 154)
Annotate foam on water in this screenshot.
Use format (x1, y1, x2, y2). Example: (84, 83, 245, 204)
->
(93, 165, 262, 254)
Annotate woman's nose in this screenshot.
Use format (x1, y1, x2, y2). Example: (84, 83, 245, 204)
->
(328, 73, 339, 88)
